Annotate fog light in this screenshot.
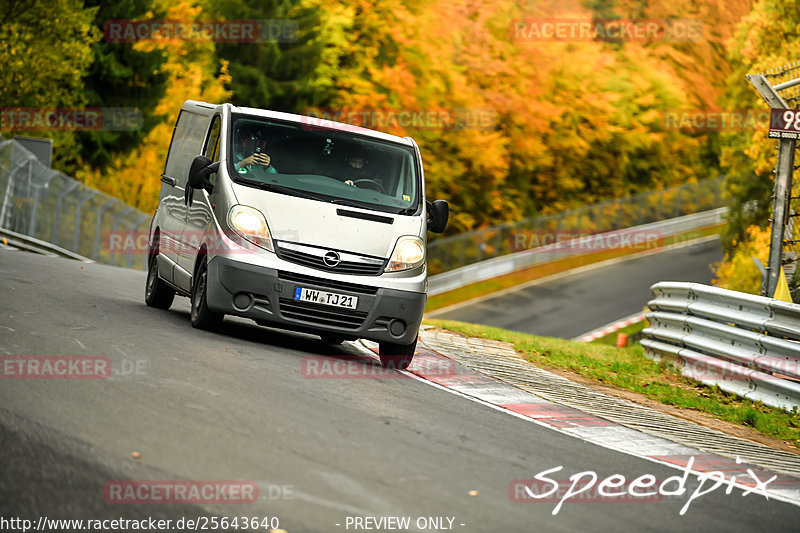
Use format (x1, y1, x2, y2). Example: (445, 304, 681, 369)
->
(389, 319, 406, 337)
(233, 292, 253, 311)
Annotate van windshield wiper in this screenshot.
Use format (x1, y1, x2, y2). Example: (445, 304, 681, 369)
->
(234, 178, 321, 201)
(330, 198, 373, 210)
(333, 198, 417, 215)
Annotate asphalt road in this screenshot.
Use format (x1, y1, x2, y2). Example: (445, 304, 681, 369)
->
(433, 239, 723, 339)
(1, 247, 797, 532)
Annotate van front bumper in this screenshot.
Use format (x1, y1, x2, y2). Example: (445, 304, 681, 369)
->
(206, 256, 425, 345)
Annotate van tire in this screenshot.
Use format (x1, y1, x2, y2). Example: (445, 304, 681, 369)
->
(191, 257, 223, 330)
(378, 337, 417, 370)
(145, 244, 175, 310)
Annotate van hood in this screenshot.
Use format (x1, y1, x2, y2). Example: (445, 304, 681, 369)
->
(231, 183, 423, 258)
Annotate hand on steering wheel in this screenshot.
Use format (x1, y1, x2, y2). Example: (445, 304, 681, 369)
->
(352, 179, 384, 194)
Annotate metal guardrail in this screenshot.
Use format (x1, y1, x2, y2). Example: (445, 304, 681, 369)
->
(0, 136, 151, 270)
(428, 208, 726, 296)
(642, 282, 800, 412)
(0, 227, 93, 262)
(428, 176, 725, 275)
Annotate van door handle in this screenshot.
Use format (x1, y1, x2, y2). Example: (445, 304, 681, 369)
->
(161, 175, 177, 187)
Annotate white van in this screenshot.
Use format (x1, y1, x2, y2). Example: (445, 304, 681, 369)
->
(145, 101, 448, 369)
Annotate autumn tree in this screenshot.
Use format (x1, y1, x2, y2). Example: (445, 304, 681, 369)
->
(207, 0, 333, 112)
(78, 0, 169, 169)
(0, 0, 100, 173)
(720, 0, 800, 253)
(77, 0, 232, 213)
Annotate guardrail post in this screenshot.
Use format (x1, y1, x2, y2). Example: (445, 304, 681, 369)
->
(747, 71, 798, 298)
(72, 189, 98, 253)
(673, 185, 682, 218)
(51, 180, 79, 246)
(27, 161, 43, 237)
(0, 159, 31, 230)
(92, 199, 118, 260)
(763, 138, 796, 297)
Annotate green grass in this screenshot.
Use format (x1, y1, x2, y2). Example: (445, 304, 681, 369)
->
(423, 319, 800, 446)
(425, 225, 723, 314)
(590, 320, 648, 346)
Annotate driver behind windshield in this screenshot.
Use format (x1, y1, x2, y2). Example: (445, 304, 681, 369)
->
(234, 125, 277, 174)
(340, 147, 383, 193)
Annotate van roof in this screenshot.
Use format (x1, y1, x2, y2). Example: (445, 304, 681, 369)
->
(234, 105, 414, 146)
(182, 101, 414, 147)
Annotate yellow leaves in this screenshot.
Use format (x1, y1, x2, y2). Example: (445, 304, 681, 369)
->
(713, 225, 770, 294)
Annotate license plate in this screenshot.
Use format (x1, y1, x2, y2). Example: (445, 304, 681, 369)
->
(293, 287, 358, 309)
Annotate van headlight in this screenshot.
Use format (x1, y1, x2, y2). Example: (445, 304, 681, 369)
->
(386, 236, 425, 272)
(228, 205, 273, 252)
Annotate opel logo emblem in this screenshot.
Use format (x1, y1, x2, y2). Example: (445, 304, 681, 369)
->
(323, 251, 341, 267)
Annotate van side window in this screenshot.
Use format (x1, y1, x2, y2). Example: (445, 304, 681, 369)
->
(164, 110, 210, 186)
(204, 116, 221, 186)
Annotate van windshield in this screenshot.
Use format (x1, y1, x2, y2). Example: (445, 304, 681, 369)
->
(227, 115, 420, 215)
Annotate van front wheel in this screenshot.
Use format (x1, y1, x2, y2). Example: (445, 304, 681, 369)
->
(191, 257, 223, 330)
(378, 338, 417, 370)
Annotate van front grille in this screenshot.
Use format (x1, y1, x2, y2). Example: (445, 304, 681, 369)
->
(278, 298, 367, 330)
(275, 242, 385, 276)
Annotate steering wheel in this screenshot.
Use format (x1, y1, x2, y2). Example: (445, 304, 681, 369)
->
(353, 179, 385, 194)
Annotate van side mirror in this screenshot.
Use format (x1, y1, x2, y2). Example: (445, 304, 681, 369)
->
(188, 155, 219, 193)
(426, 199, 449, 233)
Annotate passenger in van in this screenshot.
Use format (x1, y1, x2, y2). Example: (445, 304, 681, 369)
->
(234, 125, 277, 174)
